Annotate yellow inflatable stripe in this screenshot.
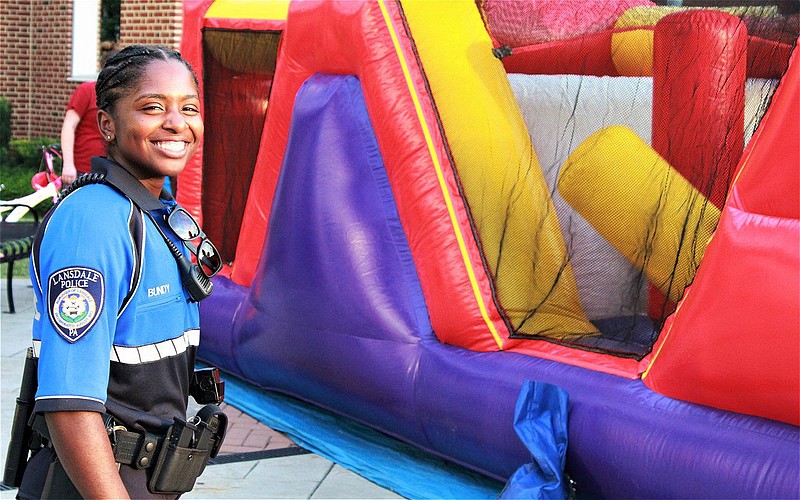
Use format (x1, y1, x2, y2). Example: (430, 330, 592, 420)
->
(205, 0, 290, 21)
(377, 0, 504, 348)
(400, 0, 594, 338)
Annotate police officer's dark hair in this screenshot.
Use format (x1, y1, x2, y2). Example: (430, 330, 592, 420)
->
(96, 45, 199, 112)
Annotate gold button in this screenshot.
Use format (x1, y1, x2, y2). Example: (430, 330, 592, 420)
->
(145, 442, 155, 452)
(139, 457, 149, 467)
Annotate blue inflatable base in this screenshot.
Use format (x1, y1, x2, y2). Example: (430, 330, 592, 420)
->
(221, 372, 505, 500)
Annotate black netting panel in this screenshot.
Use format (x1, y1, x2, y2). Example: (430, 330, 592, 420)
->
(469, 1, 797, 359)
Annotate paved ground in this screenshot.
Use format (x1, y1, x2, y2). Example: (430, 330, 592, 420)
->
(0, 276, 403, 499)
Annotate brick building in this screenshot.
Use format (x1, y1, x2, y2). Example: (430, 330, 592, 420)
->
(0, 0, 183, 140)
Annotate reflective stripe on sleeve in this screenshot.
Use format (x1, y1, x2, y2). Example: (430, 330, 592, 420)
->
(111, 329, 200, 364)
(31, 329, 200, 364)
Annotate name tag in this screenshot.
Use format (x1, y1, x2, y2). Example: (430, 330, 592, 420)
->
(148, 284, 171, 297)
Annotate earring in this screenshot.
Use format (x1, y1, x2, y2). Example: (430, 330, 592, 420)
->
(106, 135, 112, 140)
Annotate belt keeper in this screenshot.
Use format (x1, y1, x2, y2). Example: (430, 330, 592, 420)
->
(112, 430, 161, 469)
(133, 433, 160, 469)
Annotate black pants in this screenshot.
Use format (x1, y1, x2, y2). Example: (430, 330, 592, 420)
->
(17, 447, 178, 499)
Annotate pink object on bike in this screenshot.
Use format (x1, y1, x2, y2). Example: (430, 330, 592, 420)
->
(31, 171, 62, 191)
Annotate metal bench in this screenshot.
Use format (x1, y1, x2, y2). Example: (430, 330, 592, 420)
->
(0, 204, 39, 313)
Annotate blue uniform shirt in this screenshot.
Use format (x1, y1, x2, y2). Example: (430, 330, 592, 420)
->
(30, 158, 200, 433)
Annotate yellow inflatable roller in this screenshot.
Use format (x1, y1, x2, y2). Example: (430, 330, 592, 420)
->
(559, 125, 720, 303)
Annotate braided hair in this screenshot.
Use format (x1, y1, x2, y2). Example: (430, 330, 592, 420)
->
(96, 45, 199, 112)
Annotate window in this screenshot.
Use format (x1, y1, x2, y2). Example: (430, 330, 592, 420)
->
(70, 0, 100, 80)
(70, 0, 119, 81)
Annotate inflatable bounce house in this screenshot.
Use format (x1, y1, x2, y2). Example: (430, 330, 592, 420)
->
(179, 0, 799, 497)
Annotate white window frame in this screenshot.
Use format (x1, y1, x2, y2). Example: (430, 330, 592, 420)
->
(70, 0, 100, 81)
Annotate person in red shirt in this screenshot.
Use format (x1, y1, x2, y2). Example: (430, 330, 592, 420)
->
(60, 81, 106, 184)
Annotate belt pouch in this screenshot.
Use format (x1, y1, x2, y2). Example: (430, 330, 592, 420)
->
(147, 439, 210, 495)
(41, 458, 81, 499)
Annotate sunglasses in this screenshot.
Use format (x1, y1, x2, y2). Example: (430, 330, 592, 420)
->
(165, 206, 222, 278)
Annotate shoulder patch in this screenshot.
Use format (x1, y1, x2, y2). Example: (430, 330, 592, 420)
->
(47, 267, 105, 343)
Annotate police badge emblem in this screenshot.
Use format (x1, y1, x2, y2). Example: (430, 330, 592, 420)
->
(47, 267, 104, 342)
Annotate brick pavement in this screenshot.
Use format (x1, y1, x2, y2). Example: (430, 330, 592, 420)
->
(215, 402, 299, 455)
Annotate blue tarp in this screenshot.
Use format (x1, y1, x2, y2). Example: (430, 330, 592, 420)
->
(500, 381, 571, 499)
(223, 374, 505, 500)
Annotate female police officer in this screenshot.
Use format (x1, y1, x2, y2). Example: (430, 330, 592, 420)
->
(18, 45, 220, 499)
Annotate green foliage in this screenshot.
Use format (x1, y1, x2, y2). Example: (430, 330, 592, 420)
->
(7, 137, 60, 169)
(0, 97, 10, 150)
(0, 162, 34, 201)
(101, 0, 121, 43)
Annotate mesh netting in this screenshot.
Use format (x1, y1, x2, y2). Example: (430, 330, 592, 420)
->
(482, 1, 799, 48)
(466, 1, 797, 359)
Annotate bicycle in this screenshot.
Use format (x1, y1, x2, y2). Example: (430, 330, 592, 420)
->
(1, 144, 62, 223)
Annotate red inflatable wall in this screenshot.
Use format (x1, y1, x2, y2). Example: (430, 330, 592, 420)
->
(644, 43, 800, 426)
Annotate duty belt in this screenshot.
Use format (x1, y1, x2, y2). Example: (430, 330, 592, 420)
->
(27, 404, 226, 495)
(30, 414, 164, 469)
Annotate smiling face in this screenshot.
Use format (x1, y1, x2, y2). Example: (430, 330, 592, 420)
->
(98, 59, 203, 195)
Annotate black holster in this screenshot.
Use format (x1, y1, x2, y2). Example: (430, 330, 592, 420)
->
(3, 347, 40, 488)
(147, 404, 228, 495)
